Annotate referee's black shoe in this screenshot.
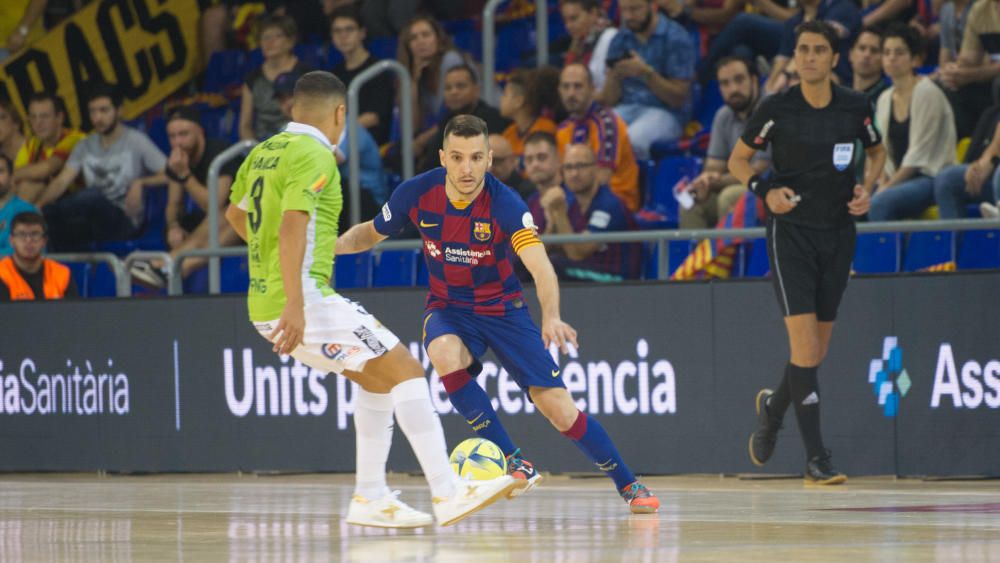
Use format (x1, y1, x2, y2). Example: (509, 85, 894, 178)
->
(804, 450, 847, 485)
(748, 389, 782, 466)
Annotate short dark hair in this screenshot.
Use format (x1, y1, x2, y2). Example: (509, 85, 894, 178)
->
(794, 20, 839, 52)
(445, 64, 478, 85)
(443, 114, 488, 143)
(851, 25, 882, 49)
(329, 5, 364, 29)
(0, 153, 12, 173)
(715, 56, 757, 79)
(28, 93, 66, 115)
(86, 83, 123, 107)
(523, 130, 557, 150)
(562, 62, 594, 85)
(11, 211, 46, 234)
(293, 71, 347, 102)
(259, 14, 298, 41)
(881, 22, 926, 61)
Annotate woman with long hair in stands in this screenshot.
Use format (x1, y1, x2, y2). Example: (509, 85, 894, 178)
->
(397, 15, 472, 157)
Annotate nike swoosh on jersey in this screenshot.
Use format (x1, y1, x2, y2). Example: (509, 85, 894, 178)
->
(419, 220, 439, 227)
(552, 370, 560, 377)
(466, 413, 484, 425)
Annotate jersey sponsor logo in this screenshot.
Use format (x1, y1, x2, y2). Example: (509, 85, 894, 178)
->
(552, 369, 560, 378)
(425, 240, 442, 258)
(589, 210, 612, 230)
(310, 174, 327, 193)
(444, 246, 492, 265)
(419, 220, 439, 228)
(322, 344, 345, 361)
(473, 220, 492, 242)
(381, 203, 392, 222)
(757, 119, 775, 142)
(832, 143, 854, 171)
(864, 117, 879, 145)
(353, 327, 388, 355)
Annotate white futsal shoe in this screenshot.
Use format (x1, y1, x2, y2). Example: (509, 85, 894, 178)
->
(345, 489, 434, 528)
(432, 475, 519, 527)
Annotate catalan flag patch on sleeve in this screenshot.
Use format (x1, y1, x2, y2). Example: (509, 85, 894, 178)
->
(310, 174, 327, 193)
(511, 227, 542, 254)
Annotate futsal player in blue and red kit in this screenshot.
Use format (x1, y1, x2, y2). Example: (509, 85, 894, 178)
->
(337, 115, 658, 513)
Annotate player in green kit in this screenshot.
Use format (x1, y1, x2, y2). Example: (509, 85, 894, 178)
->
(225, 71, 517, 528)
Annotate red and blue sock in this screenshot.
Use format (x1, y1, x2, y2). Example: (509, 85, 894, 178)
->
(561, 410, 636, 490)
(440, 364, 518, 457)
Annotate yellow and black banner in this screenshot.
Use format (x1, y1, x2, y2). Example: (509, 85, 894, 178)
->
(0, 0, 202, 129)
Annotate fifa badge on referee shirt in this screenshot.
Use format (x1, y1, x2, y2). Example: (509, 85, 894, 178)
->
(473, 220, 492, 242)
(833, 143, 854, 171)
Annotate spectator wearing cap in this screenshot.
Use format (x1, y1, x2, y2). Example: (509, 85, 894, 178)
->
(130, 105, 245, 288)
(329, 6, 396, 145)
(37, 84, 167, 251)
(239, 14, 312, 141)
(273, 71, 383, 234)
(0, 211, 78, 301)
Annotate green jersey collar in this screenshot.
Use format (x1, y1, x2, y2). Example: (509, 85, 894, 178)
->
(284, 122, 333, 150)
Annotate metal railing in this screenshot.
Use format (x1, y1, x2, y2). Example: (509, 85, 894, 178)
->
(44, 219, 995, 298)
(482, 0, 549, 104)
(153, 217, 1000, 295)
(169, 247, 247, 296)
(347, 60, 413, 226)
(206, 140, 257, 294)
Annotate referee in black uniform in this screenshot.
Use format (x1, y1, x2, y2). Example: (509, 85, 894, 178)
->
(728, 20, 886, 485)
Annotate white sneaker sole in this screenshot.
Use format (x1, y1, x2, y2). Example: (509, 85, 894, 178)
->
(507, 473, 543, 499)
(438, 480, 520, 527)
(344, 516, 433, 529)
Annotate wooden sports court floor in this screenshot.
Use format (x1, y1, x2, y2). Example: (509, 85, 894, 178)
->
(1, 473, 998, 562)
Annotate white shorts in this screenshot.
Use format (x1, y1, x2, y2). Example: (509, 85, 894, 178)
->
(254, 293, 400, 374)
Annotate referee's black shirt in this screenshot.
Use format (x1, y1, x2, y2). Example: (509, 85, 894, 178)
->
(741, 84, 881, 229)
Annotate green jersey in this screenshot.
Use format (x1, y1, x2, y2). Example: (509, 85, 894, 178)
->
(230, 123, 343, 322)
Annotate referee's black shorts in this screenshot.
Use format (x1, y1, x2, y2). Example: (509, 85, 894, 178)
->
(766, 217, 855, 322)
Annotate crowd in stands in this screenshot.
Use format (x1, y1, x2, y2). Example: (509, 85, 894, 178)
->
(1, 0, 999, 299)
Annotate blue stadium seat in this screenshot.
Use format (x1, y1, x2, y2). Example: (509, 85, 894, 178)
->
(374, 250, 417, 287)
(221, 256, 250, 293)
(203, 49, 250, 94)
(368, 37, 398, 61)
(957, 230, 1000, 270)
(902, 231, 953, 272)
(854, 232, 900, 274)
(696, 79, 724, 131)
(648, 155, 702, 225)
(446, 19, 481, 60)
(496, 18, 534, 71)
(415, 253, 429, 286)
(335, 252, 373, 288)
(668, 240, 694, 277)
(743, 238, 770, 277)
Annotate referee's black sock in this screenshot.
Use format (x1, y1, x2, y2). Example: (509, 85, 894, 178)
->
(767, 364, 793, 418)
(787, 363, 825, 459)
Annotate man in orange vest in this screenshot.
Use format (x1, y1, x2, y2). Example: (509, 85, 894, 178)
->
(0, 211, 77, 301)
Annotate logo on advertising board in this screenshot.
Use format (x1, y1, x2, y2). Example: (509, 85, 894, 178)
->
(868, 337, 910, 417)
(0, 357, 130, 416)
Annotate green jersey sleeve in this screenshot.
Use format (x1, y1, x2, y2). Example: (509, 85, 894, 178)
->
(230, 157, 251, 210)
(281, 144, 334, 216)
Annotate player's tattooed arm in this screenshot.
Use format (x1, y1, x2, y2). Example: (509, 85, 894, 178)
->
(336, 220, 388, 254)
(519, 244, 579, 353)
